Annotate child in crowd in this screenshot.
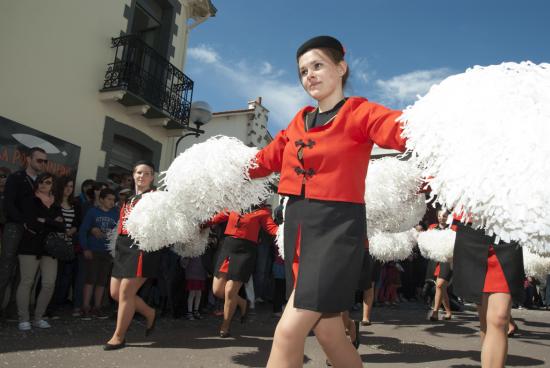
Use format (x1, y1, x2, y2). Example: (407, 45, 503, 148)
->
(182, 256, 206, 320)
(79, 188, 119, 319)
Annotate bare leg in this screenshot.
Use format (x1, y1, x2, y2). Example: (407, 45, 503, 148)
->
(477, 298, 488, 345)
(362, 284, 374, 323)
(431, 278, 449, 319)
(267, 291, 323, 368)
(220, 280, 245, 333)
(480, 292, 512, 368)
(314, 313, 362, 368)
(82, 284, 93, 311)
(107, 277, 154, 345)
(93, 286, 105, 309)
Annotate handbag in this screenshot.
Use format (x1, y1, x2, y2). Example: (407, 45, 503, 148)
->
(44, 233, 75, 261)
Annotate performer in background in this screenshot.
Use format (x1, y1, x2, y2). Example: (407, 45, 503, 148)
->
(205, 205, 278, 338)
(248, 35, 407, 367)
(427, 209, 456, 321)
(453, 213, 524, 368)
(104, 161, 161, 351)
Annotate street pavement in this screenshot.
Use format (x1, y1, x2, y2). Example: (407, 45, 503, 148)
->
(1, 302, 549, 368)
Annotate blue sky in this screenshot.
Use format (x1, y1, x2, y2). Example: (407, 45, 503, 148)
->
(184, 0, 550, 133)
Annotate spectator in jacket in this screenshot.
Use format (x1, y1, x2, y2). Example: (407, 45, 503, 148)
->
(16, 172, 64, 330)
(0, 147, 47, 316)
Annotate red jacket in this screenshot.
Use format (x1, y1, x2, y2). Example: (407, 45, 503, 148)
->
(208, 208, 278, 244)
(249, 97, 406, 204)
(428, 223, 458, 232)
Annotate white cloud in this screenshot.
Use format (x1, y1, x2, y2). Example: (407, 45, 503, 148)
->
(187, 45, 219, 64)
(348, 56, 370, 86)
(187, 45, 311, 131)
(375, 68, 453, 107)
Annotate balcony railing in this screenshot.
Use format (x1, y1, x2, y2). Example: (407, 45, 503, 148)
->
(101, 35, 193, 128)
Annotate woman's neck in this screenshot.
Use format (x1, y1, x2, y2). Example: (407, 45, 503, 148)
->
(317, 91, 345, 113)
(135, 186, 150, 195)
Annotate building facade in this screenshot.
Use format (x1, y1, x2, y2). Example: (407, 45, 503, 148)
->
(176, 97, 272, 155)
(0, 0, 215, 187)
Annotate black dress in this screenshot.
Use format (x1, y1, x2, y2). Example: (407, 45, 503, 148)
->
(111, 191, 161, 279)
(452, 222, 525, 304)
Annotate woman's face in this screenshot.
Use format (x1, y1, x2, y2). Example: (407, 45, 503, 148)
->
(64, 181, 74, 198)
(133, 164, 154, 190)
(38, 177, 53, 194)
(298, 49, 346, 102)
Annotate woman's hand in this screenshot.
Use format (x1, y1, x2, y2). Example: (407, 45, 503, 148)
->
(90, 227, 105, 239)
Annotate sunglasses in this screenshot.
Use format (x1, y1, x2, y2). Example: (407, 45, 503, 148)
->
(36, 159, 48, 164)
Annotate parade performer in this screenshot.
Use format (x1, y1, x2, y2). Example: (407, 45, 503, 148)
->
(401, 61, 550, 368)
(248, 35, 407, 368)
(205, 205, 278, 338)
(104, 161, 161, 351)
(427, 209, 456, 321)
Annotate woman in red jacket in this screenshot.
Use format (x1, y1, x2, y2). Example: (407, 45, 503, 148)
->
(206, 206, 278, 337)
(453, 213, 524, 368)
(104, 161, 161, 350)
(249, 35, 407, 368)
(427, 209, 456, 321)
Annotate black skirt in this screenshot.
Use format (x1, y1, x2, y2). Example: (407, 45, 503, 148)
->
(426, 260, 453, 282)
(284, 196, 366, 313)
(111, 235, 161, 279)
(452, 222, 525, 304)
(214, 236, 257, 282)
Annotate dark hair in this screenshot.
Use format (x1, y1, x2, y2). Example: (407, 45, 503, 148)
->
(81, 179, 95, 192)
(297, 47, 349, 89)
(54, 175, 75, 205)
(132, 160, 155, 173)
(92, 181, 108, 191)
(29, 147, 46, 158)
(99, 187, 116, 199)
(34, 173, 54, 191)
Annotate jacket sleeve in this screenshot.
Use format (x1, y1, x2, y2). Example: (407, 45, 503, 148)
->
(357, 102, 407, 152)
(248, 129, 289, 179)
(44, 205, 65, 232)
(206, 211, 230, 227)
(259, 210, 279, 237)
(22, 197, 43, 233)
(3, 174, 24, 223)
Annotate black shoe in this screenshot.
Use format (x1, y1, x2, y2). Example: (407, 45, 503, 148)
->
(145, 311, 157, 338)
(219, 330, 231, 338)
(103, 340, 126, 351)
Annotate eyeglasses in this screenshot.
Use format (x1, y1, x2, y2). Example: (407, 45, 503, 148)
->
(36, 159, 48, 164)
(40, 180, 53, 185)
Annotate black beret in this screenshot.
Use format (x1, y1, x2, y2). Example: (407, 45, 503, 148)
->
(296, 35, 345, 60)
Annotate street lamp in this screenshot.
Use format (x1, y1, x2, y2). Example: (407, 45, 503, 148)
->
(175, 101, 213, 157)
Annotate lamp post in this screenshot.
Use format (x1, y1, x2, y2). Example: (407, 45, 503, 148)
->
(175, 101, 212, 157)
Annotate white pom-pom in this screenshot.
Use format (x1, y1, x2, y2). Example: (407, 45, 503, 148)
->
(523, 247, 550, 282)
(161, 136, 276, 223)
(275, 196, 288, 259)
(417, 229, 456, 262)
(365, 157, 425, 237)
(125, 191, 200, 252)
(275, 223, 285, 259)
(171, 231, 209, 258)
(106, 228, 118, 258)
(369, 229, 416, 262)
(401, 61, 550, 254)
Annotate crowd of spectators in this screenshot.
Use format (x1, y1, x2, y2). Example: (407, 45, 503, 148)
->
(0, 147, 548, 333)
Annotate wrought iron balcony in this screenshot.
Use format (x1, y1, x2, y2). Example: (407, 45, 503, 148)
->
(101, 34, 193, 129)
